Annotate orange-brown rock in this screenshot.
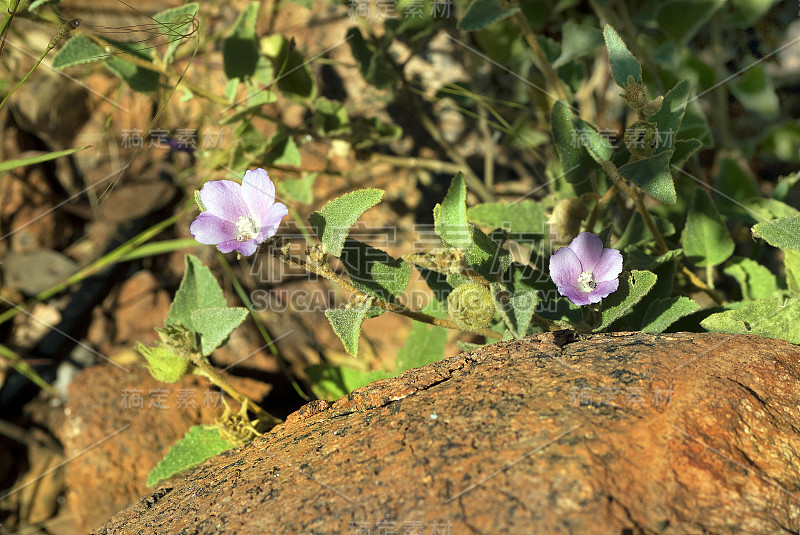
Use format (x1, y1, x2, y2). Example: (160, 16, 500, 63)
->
(91, 332, 800, 534)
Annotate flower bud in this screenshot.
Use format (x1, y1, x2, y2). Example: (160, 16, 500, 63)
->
(624, 120, 659, 157)
(447, 282, 495, 331)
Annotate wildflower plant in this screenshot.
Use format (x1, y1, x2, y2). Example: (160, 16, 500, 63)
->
(6, 0, 789, 489)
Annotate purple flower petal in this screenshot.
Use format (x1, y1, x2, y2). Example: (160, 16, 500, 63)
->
(549, 246, 582, 290)
(216, 238, 257, 256)
(241, 169, 276, 226)
(593, 248, 623, 282)
(591, 279, 619, 299)
(568, 232, 604, 272)
(255, 202, 288, 242)
(562, 286, 592, 306)
(199, 180, 247, 223)
(190, 212, 237, 244)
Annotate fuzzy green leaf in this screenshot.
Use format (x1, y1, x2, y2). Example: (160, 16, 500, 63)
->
(723, 257, 777, 301)
(52, 34, 107, 68)
(147, 426, 233, 486)
(650, 79, 689, 155)
(223, 1, 259, 79)
(325, 298, 374, 357)
(553, 20, 603, 68)
(340, 239, 411, 302)
(551, 100, 592, 184)
(166, 255, 227, 332)
(466, 228, 512, 281)
(671, 139, 703, 167)
(603, 25, 641, 87)
(701, 296, 800, 345)
(153, 2, 198, 65)
(594, 270, 657, 332)
(684, 188, 735, 266)
(752, 215, 800, 251)
(434, 173, 472, 249)
(641, 297, 700, 333)
(618, 150, 677, 204)
(785, 249, 800, 294)
(458, 0, 520, 31)
(191, 307, 248, 356)
(309, 189, 384, 256)
(467, 200, 548, 234)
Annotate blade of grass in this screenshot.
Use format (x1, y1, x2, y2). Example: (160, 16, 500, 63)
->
(216, 253, 310, 402)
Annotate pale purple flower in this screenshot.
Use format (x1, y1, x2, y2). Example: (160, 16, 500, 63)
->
(190, 168, 288, 256)
(549, 232, 623, 306)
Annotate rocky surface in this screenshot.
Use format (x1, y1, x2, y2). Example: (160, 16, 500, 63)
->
(89, 331, 800, 534)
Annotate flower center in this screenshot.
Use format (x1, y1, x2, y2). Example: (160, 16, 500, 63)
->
(577, 271, 596, 293)
(235, 216, 258, 242)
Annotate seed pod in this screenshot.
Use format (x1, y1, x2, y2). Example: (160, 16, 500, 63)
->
(447, 282, 495, 331)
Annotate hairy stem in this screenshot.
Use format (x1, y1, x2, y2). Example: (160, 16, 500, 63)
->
(190, 353, 282, 428)
(268, 241, 503, 340)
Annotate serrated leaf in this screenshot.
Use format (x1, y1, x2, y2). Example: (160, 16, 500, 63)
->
(656, 0, 726, 43)
(153, 2, 198, 65)
(340, 239, 410, 302)
(137, 343, 191, 383)
(684, 188, 735, 266)
(166, 255, 227, 331)
(458, 0, 520, 31)
(641, 297, 700, 333)
(467, 200, 547, 234)
(325, 298, 374, 357)
(723, 257, 777, 301)
(594, 270, 657, 332)
(191, 307, 248, 356)
(551, 99, 591, 184)
(553, 20, 603, 68)
(277, 173, 317, 204)
(752, 215, 800, 251)
(309, 189, 384, 256)
(701, 296, 800, 344)
(223, 1, 259, 80)
(434, 173, 472, 249)
(618, 150, 677, 204)
(146, 426, 233, 486)
(603, 25, 641, 87)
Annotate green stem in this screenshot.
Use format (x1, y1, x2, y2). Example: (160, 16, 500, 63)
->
(0, 0, 21, 58)
(0, 19, 78, 111)
(0, 215, 179, 327)
(190, 353, 282, 428)
(512, 12, 568, 103)
(216, 254, 310, 402)
(269, 240, 503, 340)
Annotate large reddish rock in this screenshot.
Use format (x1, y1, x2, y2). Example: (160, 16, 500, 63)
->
(91, 332, 800, 534)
